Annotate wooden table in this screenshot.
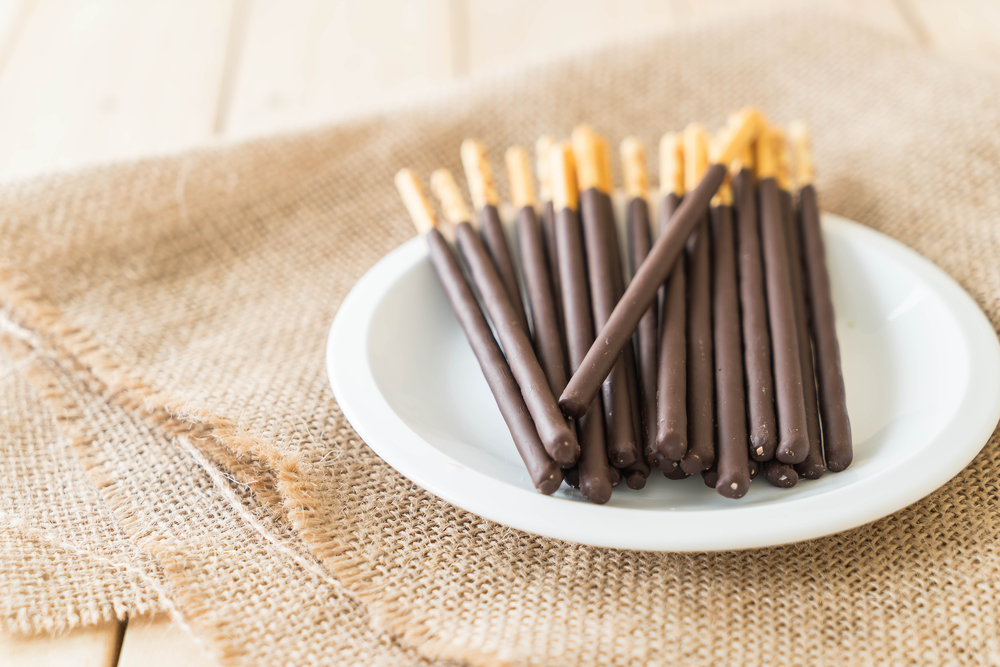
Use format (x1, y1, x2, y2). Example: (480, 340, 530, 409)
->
(1, 1, 996, 664)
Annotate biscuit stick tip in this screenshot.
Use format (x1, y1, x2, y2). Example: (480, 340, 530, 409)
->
(461, 139, 500, 209)
(620, 136, 649, 200)
(505, 145, 536, 209)
(395, 169, 440, 236)
(789, 120, 815, 187)
(659, 132, 685, 197)
(430, 168, 472, 226)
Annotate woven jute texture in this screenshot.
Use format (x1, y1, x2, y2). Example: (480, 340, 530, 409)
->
(3, 11, 1000, 666)
(0, 335, 162, 634)
(0, 333, 439, 665)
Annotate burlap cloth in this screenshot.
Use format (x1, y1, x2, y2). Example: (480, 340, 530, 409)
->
(3, 11, 1000, 666)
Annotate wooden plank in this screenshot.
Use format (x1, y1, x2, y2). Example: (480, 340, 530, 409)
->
(0, 0, 33, 75)
(222, 0, 456, 139)
(904, 0, 1000, 65)
(0, 0, 235, 182)
(0, 623, 123, 667)
(674, 0, 916, 40)
(116, 614, 218, 667)
(466, 0, 678, 74)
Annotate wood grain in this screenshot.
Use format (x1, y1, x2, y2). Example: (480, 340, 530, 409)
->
(0, 622, 123, 667)
(222, 0, 456, 139)
(905, 0, 1000, 65)
(466, 0, 677, 73)
(0, 0, 235, 181)
(116, 615, 217, 667)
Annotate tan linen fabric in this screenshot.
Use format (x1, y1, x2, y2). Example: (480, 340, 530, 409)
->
(3, 11, 1000, 666)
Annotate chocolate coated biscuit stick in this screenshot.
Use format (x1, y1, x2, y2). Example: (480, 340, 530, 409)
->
(681, 125, 715, 474)
(732, 152, 778, 461)
(573, 126, 639, 468)
(757, 125, 809, 464)
(773, 129, 824, 479)
(791, 122, 852, 472)
(710, 189, 750, 498)
(621, 136, 657, 484)
(654, 132, 688, 463)
(560, 107, 763, 418)
(536, 135, 564, 333)
(599, 135, 649, 483)
(461, 140, 531, 336)
(765, 459, 798, 488)
(622, 137, 659, 469)
(432, 168, 580, 466)
(664, 465, 691, 480)
(396, 170, 561, 493)
(506, 146, 568, 399)
(551, 143, 613, 503)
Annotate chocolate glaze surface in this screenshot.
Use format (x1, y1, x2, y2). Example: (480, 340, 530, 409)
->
(799, 184, 852, 472)
(765, 458, 799, 488)
(733, 169, 778, 461)
(560, 164, 726, 417)
(780, 188, 824, 480)
(554, 207, 612, 503)
(426, 229, 561, 493)
(759, 177, 809, 464)
(516, 205, 568, 398)
(681, 214, 716, 474)
(655, 193, 688, 461)
(628, 197, 660, 469)
(711, 204, 750, 499)
(541, 199, 565, 345)
(456, 221, 579, 465)
(580, 188, 639, 468)
(479, 204, 530, 336)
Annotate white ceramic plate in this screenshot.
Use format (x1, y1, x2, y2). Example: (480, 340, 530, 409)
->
(328, 214, 1000, 551)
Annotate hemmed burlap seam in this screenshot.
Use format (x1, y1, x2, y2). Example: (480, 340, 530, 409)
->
(0, 276, 475, 666)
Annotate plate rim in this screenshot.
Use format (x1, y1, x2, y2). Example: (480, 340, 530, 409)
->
(327, 214, 1000, 551)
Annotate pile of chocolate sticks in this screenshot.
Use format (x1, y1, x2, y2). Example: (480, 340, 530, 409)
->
(395, 108, 851, 503)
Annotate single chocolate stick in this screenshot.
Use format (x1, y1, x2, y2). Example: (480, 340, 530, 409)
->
(621, 137, 656, 484)
(732, 144, 778, 461)
(710, 181, 750, 499)
(702, 460, 719, 489)
(681, 124, 715, 474)
(432, 168, 580, 466)
(536, 135, 564, 336)
(550, 142, 612, 503)
(664, 465, 691, 480)
(765, 459, 799, 488)
(461, 139, 530, 336)
(395, 170, 561, 494)
(506, 146, 568, 398)
(774, 130, 824, 479)
(654, 132, 688, 463)
(791, 122, 852, 472)
(757, 124, 810, 464)
(572, 125, 639, 468)
(559, 107, 763, 418)
(598, 134, 647, 469)
(622, 137, 659, 465)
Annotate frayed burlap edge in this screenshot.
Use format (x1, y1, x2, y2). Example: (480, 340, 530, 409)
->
(0, 201, 520, 667)
(0, 274, 485, 666)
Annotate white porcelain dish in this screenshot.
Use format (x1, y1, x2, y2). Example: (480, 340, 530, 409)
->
(327, 214, 1000, 551)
